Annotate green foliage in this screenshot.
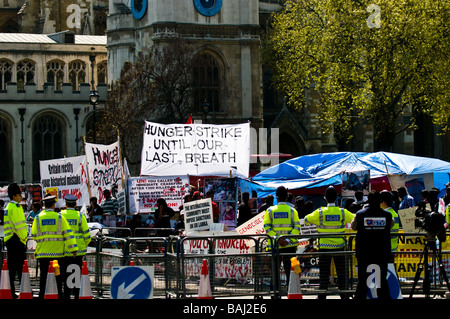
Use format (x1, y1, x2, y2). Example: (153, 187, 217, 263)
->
(264, 0, 450, 150)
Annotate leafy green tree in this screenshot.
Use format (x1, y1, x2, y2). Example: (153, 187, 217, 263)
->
(264, 0, 450, 151)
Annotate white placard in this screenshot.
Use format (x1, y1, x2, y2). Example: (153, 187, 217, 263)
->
(127, 176, 189, 213)
(39, 155, 90, 208)
(140, 121, 250, 178)
(184, 198, 214, 233)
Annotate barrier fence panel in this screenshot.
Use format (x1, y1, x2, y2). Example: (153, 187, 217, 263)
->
(123, 237, 168, 298)
(86, 235, 128, 298)
(2, 230, 450, 299)
(166, 234, 276, 299)
(389, 232, 450, 298)
(274, 233, 356, 299)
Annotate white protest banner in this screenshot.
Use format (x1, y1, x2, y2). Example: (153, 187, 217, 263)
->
(140, 121, 250, 178)
(127, 176, 189, 213)
(128, 176, 189, 214)
(236, 212, 265, 236)
(234, 212, 266, 248)
(40, 155, 90, 208)
(183, 236, 253, 281)
(85, 141, 123, 202)
(184, 198, 214, 233)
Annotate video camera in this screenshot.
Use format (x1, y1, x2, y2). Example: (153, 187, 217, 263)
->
(415, 201, 447, 242)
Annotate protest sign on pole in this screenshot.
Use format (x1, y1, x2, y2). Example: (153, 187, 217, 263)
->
(127, 176, 189, 213)
(39, 155, 90, 208)
(140, 121, 250, 178)
(184, 198, 214, 233)
(85, 141, 123, 203)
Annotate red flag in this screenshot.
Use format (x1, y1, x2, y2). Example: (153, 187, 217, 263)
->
(186, 115, 193, 124)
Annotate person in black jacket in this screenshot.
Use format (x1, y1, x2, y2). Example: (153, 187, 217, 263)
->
(154, 198, 174, 237)
(351, 191, 394, 300)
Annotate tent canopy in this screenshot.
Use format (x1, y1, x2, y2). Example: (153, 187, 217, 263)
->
(241, 152, 450, 199)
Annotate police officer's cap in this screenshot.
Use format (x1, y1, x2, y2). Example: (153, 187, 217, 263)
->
(43, 193, 56, 202)
(64, 194, 78, 203)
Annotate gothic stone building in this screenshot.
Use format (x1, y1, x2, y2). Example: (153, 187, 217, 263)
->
(0, 0, 448, 185)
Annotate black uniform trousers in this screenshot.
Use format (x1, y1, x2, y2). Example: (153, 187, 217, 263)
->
(318, 248, 348, 299)
(5, 234, 27, 298)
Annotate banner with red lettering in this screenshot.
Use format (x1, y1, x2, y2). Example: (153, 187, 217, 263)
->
(127, 176, 189, 213)
(39, 155, 90, 208)
(183, 237, 253, 281)
(85, 141, 124, 202)
(235, 212, 265, 237)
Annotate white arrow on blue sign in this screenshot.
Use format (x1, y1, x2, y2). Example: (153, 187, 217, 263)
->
(111, 266, 154, 299)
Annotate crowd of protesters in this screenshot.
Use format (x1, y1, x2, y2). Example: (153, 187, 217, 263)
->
(2, 181, 449, 240)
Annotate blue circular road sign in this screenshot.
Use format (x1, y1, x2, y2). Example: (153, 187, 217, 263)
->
(111, 267, 152, 299)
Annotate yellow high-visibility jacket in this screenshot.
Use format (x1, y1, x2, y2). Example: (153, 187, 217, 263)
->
(61, 208, 91, 256)
(386, 207, 399, 252)
(305, 205, 354, 250)
(31, 209, 78, 259)
(4, 201, 28, 245)
(264, 203, 301, 250)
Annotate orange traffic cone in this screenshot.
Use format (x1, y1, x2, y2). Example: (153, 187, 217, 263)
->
(44, 261, 58, 299)
(198, 259, 212, 299)
(0, 259, 12, 299)
(287, 257, 303, 299)
(79, 261, 93, 299)
(19, 260, 33, 299)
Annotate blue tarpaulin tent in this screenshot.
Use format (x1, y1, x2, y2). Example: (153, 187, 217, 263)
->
(239, 152, 450, 201)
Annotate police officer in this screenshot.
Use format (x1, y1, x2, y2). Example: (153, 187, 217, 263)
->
(263, 186, 301, 287)
(351, 191, 393, 300)
(3, 183, 28, 298)
(304, 186, 354, 299)
(31, 193, 78, 299)
(60, 194, 91, 299)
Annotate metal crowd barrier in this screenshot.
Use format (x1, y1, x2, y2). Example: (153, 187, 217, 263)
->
(2, 229, 450, 299)
(166, 234, 275, 299)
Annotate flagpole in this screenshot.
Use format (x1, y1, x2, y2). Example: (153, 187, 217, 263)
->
(83, 136, 92, 201)
(117, 129, 125, 189)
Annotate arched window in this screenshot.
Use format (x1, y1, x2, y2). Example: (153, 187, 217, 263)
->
(47, 60, 65, 90)
(97, 60, 107, 84)
(193, 53, 223, 113)
(94, 9, 107, 35)
(0, 59, 13, 90)
(69, 60, 86, 90)
(32, 113, 65, 182)
(0, 116, 12, 182)
(17, 59, 35, 90)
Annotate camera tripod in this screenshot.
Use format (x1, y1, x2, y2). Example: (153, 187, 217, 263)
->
(409, 236, 450, 298)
